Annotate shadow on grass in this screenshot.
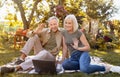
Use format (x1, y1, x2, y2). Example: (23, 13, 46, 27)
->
(0, 48, 20, 65)
(1, 70, 120, 77)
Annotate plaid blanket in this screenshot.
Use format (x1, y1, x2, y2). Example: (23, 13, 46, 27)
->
(2, 56, 120, 74)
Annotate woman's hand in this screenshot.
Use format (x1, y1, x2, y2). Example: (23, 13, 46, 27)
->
(71, 38, 79, 50)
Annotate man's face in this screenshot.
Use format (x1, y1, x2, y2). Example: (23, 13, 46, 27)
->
(48, 19, 59, 32)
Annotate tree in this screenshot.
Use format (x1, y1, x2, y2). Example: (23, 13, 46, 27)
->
(5, 13, 22, 27)
(83, 0, 116, 35)
(64, 0, 86, 25)
(85, 0, 116, 20)
(12, 0, 41, 29)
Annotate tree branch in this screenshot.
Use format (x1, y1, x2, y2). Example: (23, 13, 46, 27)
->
(28, 0, 40, 26)
(12, 0, 29, 29)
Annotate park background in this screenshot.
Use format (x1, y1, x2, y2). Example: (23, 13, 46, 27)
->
(0, 0, 120, 77)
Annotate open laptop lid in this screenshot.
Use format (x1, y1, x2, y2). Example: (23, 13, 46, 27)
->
(32, 60, 57, 75)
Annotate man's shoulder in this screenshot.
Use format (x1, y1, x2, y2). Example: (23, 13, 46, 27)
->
(59, 28, 66, 34)
(42, 28, 65, 34)
(41, 28, 50, 33)
(42, 28, 49, 31)
(59, 28, 65, 32)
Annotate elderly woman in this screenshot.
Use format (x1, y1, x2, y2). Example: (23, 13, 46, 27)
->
(61, 14, 110, 74)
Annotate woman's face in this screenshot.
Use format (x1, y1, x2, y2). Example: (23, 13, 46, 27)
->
(64, 19, 73, 32)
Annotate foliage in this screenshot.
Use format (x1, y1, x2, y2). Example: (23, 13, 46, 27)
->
(55, 5, 67, 20)
(64, 0, 83, 15)
(4, 13, 23, 28)
(86, 29, 120, 51)
(85, 0, 117, 21)
(11, 0, 41, 29)
(0, 31, 14, 49)
(0, 24, 15, 49)
(1, 0, 118, 30)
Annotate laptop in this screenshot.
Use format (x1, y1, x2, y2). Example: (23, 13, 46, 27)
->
(32, 60, 57, 75)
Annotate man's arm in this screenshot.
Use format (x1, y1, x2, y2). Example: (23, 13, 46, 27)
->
(26, 23, 46, 37)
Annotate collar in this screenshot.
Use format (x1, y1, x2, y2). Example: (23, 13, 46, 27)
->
(47, 28, 61, 33)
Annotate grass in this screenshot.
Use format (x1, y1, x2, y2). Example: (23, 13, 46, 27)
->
(0, 47, 120, 77)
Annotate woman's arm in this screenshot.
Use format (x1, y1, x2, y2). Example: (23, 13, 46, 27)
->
(60, 36, 68, 62)
(78, 33, 90, 51)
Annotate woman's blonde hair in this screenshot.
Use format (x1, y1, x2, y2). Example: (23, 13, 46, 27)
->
(64, 14, 78, 32)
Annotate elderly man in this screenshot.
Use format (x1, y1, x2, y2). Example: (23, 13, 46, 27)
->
(0, 16, 67, 74)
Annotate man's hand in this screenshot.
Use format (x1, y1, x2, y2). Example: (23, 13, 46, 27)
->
(33, 23, 46, 34)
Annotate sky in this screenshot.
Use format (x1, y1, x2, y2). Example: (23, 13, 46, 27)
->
(0, 0, 15, 21)
(0, 0, 120, 21)
(109, 0, 120, 20)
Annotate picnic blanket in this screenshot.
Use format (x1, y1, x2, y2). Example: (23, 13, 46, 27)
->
(3, 56, 120, 74)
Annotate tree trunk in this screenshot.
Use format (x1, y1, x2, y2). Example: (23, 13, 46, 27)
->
(59, 0, 64, 5)
(12, 0, 40, 29)
(88, 21, 91, 33)
(28, 0, 40, 28)
(12, 0, 28, 29)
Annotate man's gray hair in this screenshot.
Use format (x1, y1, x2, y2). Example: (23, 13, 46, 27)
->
(47, 16, 59, 23)
(64, 14, 78, 32)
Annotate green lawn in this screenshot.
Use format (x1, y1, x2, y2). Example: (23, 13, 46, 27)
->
(0, 48, 120, 77)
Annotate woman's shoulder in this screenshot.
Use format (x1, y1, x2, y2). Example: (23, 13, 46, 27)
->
(75, 29, 82, 34)
(74, 29, 83, 37)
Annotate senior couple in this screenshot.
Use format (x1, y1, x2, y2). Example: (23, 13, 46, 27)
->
(0, 14, 110, 74)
